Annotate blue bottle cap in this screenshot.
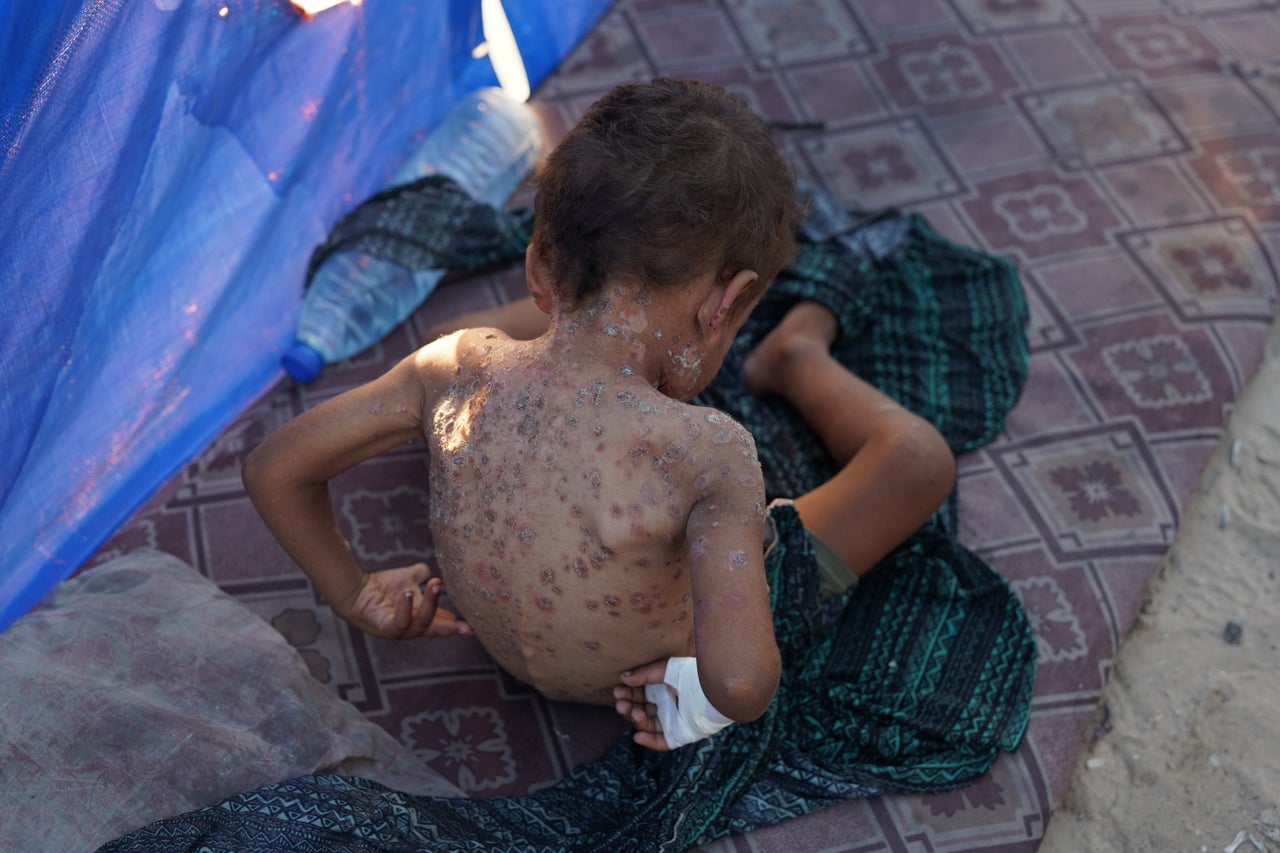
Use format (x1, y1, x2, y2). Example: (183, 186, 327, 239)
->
(282, 341, 325, 383)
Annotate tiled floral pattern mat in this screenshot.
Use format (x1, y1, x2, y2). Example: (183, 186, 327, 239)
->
(92, 1, 1280, 849)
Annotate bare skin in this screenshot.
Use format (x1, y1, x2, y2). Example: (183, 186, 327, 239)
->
(427, 295, 956, 749)
(428, 297, 955, 577)
(243, 259, 783, 734)
(742, 301, 956, 577)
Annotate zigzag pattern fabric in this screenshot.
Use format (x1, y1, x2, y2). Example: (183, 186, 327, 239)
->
(100, 181, 1037, 852)
(100, 508, 1035, 852)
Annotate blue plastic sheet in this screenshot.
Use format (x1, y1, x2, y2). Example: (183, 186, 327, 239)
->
(0, 0, 611, 632)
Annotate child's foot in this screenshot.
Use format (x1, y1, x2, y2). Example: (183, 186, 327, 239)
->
(742, 301, 838, 398)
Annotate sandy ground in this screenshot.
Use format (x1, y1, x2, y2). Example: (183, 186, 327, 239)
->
(1040, 321, 1280, 851)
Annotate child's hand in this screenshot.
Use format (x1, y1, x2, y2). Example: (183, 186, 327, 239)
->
(612, 659, 671, 751)
(615, 657, 739, 750)
(345, 563, 472, 640)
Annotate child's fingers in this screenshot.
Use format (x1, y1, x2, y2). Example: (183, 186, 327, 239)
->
(612, 684, 646, 706)
(445, 614, 476, 635)
(405, 578, 467, 638)
(417, 579, 471, 637)
(632, 730, 670, 752)
(409, 581, 440, 635)
(406, 561, 433, 585)
(629, 703, 661, 732)
(392, 589, 415, 634)
(425, 610, 471, 637)
(618, 659, 669, 687)
(612, 694, 643, 721)
(614, 694, 664, 743)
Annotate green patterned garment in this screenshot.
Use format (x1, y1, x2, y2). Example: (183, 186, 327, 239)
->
(700, 192, 1029, 505)
(101, 179, 1036, 853)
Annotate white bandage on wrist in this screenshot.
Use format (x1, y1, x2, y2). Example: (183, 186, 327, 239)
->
(644, 656, 734, 749)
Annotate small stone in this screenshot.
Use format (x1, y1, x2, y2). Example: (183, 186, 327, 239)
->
(1085, 757, 1106, 770)
(1223, 621, 1244, 645)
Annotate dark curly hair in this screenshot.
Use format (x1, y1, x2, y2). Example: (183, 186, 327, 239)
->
(530, 78, 803, 307)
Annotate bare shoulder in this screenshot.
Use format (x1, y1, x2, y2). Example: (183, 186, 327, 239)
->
(409, 326, 512, 395)
(667, 401, 764, 504)
(678, 402, 760, 462)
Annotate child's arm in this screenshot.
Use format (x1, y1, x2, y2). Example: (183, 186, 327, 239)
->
(791, 371, 955, 579)
(614, 420, 780, 749)
(241, 343, 469, 640)
(681, 430, 781, 722)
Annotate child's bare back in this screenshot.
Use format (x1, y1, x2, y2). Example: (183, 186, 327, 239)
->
(426, 318, 765, 705)
(243, 78, 834, 748)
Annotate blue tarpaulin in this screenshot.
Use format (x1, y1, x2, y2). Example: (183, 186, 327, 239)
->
(0, 0, 611, 632)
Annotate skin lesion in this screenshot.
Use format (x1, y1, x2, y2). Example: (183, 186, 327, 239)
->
(415, 302, 769, 707)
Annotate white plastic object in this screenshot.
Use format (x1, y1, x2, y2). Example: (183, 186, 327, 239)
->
(282, 87, 542, 383)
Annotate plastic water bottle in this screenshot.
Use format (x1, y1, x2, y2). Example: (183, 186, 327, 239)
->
(281, 87, 543, 383)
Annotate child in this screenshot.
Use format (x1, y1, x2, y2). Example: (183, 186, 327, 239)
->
(242, 78, 954, 751)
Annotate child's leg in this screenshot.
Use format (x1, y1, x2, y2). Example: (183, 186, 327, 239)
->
(742, 302, 955, 577)
(421, 296, 549, 344)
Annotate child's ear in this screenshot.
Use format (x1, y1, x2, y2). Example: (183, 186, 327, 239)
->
(698, 268, 759, 342)
(525, 247, 554, 315)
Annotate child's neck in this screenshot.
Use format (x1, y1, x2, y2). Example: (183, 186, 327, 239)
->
(542, 286, 705, 398)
